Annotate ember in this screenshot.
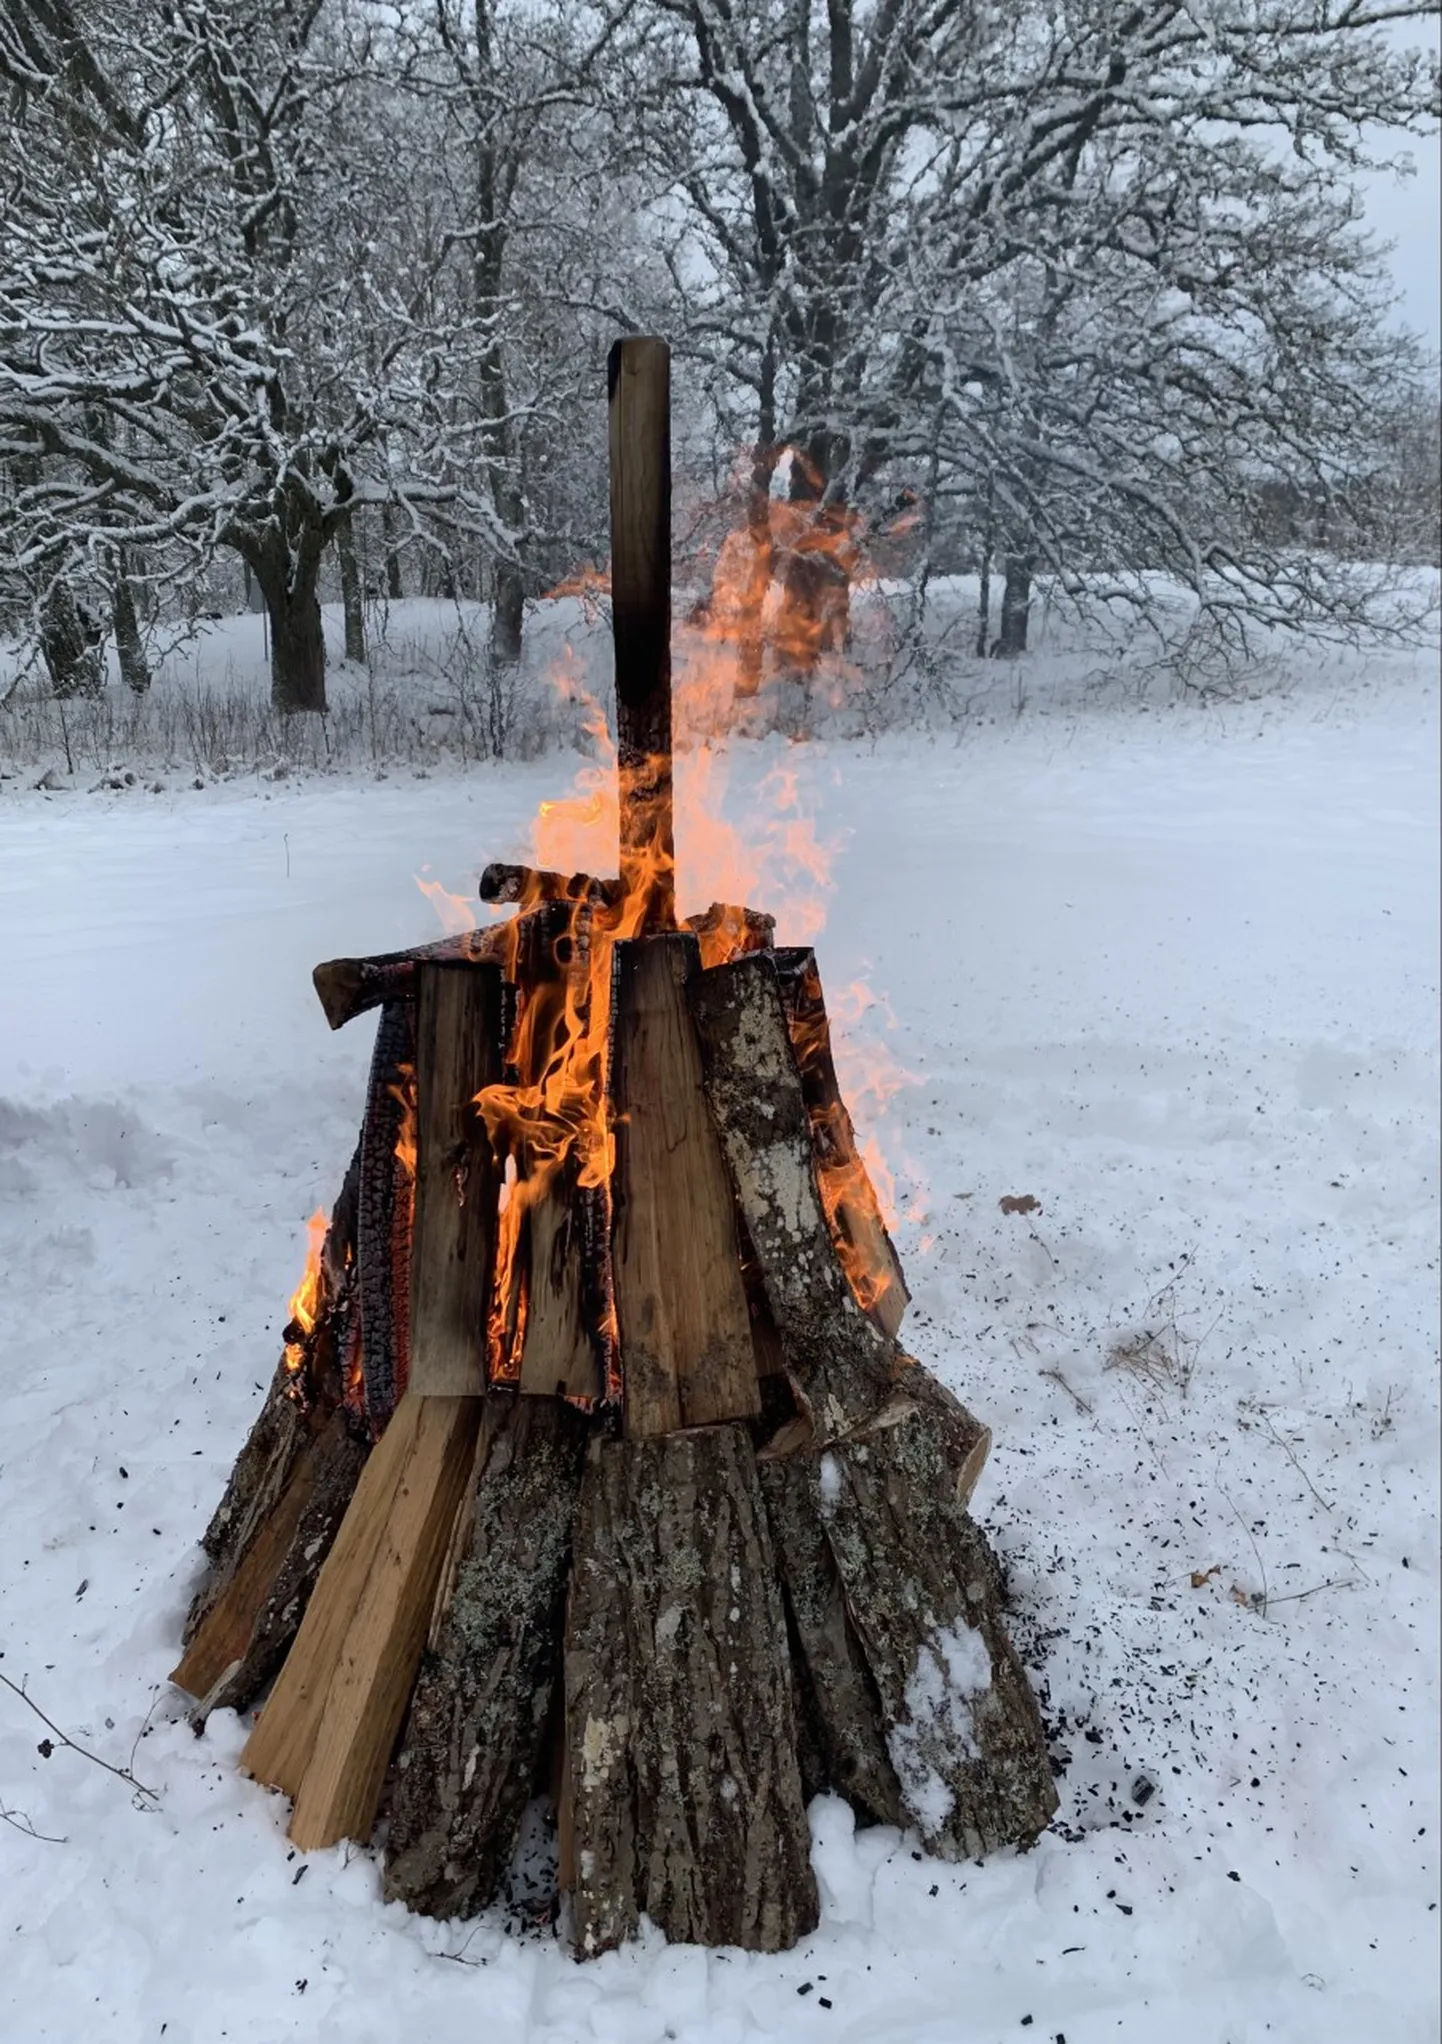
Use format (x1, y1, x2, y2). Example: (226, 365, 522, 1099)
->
(173, 338, 1055, 1959)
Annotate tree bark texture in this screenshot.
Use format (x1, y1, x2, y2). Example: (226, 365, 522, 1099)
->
(756, 1453, 907, 1828)
(246, 486, 329, 712)
(384, 1395, 588, 1917)
(688, 952, 892, 1440)
(336, 509, 367, 664)
(565, 1426, 819, 1957)
(170, 1407, 368, 1717)
(808, 1414, 1058, 1858)
(995, 554, 1033, 657)
(381, 503, 405, 600)
(39, 578, 104, 698)
(111, 553, 150, 693)
(490, 562, 525, 667)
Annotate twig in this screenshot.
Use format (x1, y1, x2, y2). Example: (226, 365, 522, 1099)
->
(1, 1802, 68, 1845)
(0, 1669, 158, 1803)
(1257, 1410, 1335, 1514)
(128, 1687, 167, 1780)
(1263, 1576, 1357, 1608)
(1217, 1481, 1269, 1617)
(1039, 1365, 1093, 1416)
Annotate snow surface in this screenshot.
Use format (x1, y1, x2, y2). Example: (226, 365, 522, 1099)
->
(0, 656, 1438, 2041)
(887, 1620, 991, 1836)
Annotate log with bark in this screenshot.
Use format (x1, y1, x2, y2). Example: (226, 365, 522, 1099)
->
(384, 1394, 588, 1917)
(565, 1424, 818, 1956)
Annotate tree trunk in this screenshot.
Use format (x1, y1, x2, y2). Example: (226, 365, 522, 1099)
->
(111, 552, 150, 694)
(39, 579, 104, 699)
(489, 560, 524, 667)
(975, 476, 995, 659)
(265, 577, 327, 712)
(381, 504, 405, 600)
(995, 554, 1033, 658)
(336, 511, 367, 665)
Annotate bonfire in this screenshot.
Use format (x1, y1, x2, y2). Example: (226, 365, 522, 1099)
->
(172, 338, 1056, 1956)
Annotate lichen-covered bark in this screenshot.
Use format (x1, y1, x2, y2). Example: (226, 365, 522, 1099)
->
(384, 1396, 587, 1917)
(853, 1357, 991, 1510)
(566, 1425, 818, 1957)
(689, 954, 892, 1440)
(812, 1412, 1057, 1859)
(758, 1454, 907, 1828)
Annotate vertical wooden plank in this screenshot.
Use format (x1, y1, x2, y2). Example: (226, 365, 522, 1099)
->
(408, 962, 503, 1396)
(611, 933, 760, 1436)
(608, 336, 674, 930)
(283, 1394, 482, 1851)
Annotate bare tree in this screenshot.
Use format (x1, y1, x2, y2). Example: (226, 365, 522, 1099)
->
(604, 0, 1439, 670)
(0, 0, 515, 709)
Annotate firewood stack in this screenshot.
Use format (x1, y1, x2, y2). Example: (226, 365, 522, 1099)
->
(172, 340, 1057, 1956)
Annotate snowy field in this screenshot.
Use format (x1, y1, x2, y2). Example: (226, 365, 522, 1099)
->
(0, 649, 1437, 2041)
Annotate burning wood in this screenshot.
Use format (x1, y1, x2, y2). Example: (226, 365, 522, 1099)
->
(173, 337, 1056, 1956)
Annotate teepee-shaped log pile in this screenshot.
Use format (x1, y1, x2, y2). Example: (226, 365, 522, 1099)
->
(172, 340, 1057, 1956)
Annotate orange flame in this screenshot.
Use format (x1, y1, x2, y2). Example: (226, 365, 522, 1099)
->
(282, 1207, 329, 1382)
(389, 1063, 417, 1178)
(410, 462, 922, 1380)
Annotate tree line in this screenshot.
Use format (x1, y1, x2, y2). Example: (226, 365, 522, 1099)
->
(1, 0, 1437, 715)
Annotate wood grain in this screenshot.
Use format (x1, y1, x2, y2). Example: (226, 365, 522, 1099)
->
(611, 934, 759, 1438)
(281, 1394, 482, 1851)
(407, 963, 503, 1396)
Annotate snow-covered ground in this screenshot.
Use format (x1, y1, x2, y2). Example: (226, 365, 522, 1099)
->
(0, 656, 1436, 2041)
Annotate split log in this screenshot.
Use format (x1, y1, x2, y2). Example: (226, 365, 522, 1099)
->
(518, 1165, 605, 1400)
(241, 1393, 483, 1850)
(407, 963, 503, 1397)
(176, 1144, 368, 1705)
(384, 1395, 588, 1917)
(190, 1356, 308, 1589)
(565, 1425, 818, 1957)
(688, 951, 892, 1440)
(773, 947, 909, 1339)
(170, 1407, 368, 1717)
(806, 1416, 1056, 1859)
(189, 1138, 362, 1593)
(756, 1453, 907, 1828)
(499, 902, 608, 1401)
(872, 1355, 991, 1508)
(610, 934, 759, 1436)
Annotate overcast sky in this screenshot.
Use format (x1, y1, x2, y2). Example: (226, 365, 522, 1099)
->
(1360, 134, 1441, 349)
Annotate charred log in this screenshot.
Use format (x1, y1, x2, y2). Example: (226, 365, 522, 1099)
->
(772, 946, 909, 1338)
